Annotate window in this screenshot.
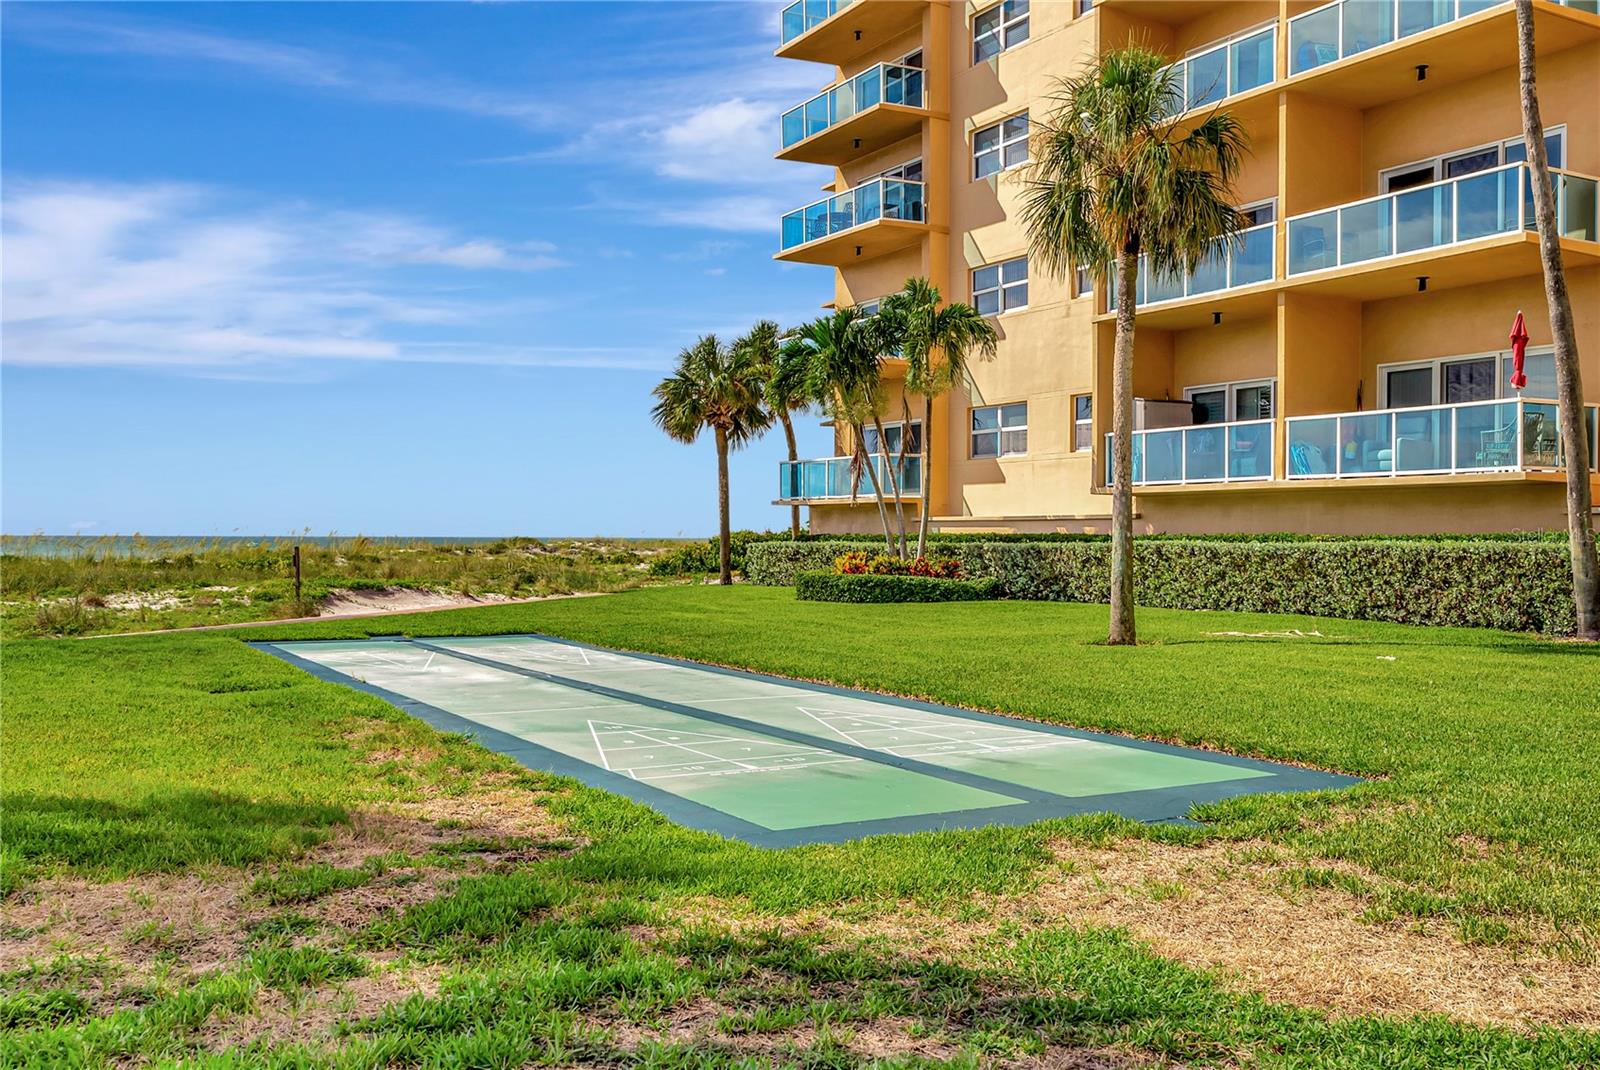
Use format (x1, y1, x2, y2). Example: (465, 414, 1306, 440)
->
(864, 421, 922, 455)
(973, 0, 1029, 63)
(974, 112, 1029, 178)
(1073, 395, 1093, 451)
(1381, 127, 1566, 192)
(1503, 129, 1566, 168)
(1378, 350, 1557, 407)
(1073, 263, 1093, 299)
(972, 403, 1028, 457)
(1239, 200, 1276, 226)
(877, 157, 923, 183)
(1076, 0, 1094, 15)
(973, 257, 1027, 315)
(854, 298, 882, 317)
(1185, 379, 1275, 423)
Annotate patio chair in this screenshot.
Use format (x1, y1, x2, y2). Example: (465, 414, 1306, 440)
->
(1476, 420, 1515, 467)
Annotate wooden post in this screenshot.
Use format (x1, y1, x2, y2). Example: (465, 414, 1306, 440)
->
(293, 544, 302, 602)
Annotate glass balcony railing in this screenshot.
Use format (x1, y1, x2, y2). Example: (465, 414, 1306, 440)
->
(1285, 398, 1600, 479)
(780, 178, 926, 251)
(779, 454, 922, 501)
(1286, 164, 1599, 275)
(1105, 420, 1276, 487)
(1108, 221, 1276, 310)
(781, 63, 925, 149)
(1161, 25, 1277, 117)
(1289, 0, 1600, 77)
(781, 0, 854, 46)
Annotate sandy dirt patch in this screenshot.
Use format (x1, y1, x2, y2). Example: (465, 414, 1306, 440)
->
(592, 1001, 1153, 1068)
(316, 587, 517, 616)
(741, 838, 1598, 1031)
(0, 788, 578, 1011)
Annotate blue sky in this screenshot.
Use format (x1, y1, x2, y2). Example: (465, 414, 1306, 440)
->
(1, 1, 840, 536)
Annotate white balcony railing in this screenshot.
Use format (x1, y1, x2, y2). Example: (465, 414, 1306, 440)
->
(1108, 220, 1276, 310)
(1105, 419, 1276, 487)
(779, 455, 921, 501)
(1290, 0, 1600, 77)
(780, 62, 924, 149)
(1286, 398, 1600, 479)
(1286, 163, 1599, 276)
(1161, 24, 1277, 117)
(780, 0, 853, 46)
(780, 178, 926, 252)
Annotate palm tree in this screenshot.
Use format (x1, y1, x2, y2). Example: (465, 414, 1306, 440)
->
(737, 320, 810, 540)
(1019, 47, 1247, 645)
(785, 308, 896, 555)
(880, 278, 997, 559)
(1515, 0, 1597, 640)
(651, 335, 772, 585)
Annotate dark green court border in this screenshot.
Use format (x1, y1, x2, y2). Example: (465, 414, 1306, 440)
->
(253, 635, 1360, 848)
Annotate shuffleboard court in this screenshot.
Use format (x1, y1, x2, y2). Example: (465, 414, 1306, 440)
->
(258, 635, 1357, 846)
(425, 635, 1272, 799)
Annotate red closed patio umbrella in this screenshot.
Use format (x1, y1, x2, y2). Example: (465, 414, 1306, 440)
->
(1509, 310, 1529, 391)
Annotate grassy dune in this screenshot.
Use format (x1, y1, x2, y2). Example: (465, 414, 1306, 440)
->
(0, 535, 684, 639)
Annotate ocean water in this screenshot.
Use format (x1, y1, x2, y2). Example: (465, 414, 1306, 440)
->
(0, 535, 635, 558)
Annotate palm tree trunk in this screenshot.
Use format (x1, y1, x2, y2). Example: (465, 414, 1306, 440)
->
(917, 394, 934, 559)
(1517, 0, 1597, 639)
(1108, 247, 1139, 645)
(715, 425, 732, 585)
(872, 414, 909, 558)
(853, 423, 896, 555)
(779, 409, 801, 539)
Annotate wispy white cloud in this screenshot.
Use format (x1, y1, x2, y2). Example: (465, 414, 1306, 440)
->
(4, 4, 824, 185)
(0, 179, 661, 373)
(0, 6, 562, 127)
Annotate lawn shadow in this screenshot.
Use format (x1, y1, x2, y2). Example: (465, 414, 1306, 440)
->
(3, 790, 348, 885)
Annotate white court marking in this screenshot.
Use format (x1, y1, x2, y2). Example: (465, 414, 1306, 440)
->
(797, 705, 1085, 761)
(587, 719, 860, 783)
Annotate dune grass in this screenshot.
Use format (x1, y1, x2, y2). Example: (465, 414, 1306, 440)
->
(3, 586, 1597, 1066)
(0, 535, 681, 639)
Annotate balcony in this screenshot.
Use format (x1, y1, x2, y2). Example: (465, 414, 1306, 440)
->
(1106, 220, 1276, 324)
(778, 454, 921, 503)
(1161, 24, 1276, 118)
(1106, 420, 1275, 487)
(776, 178, 927, 265)
(777, 0, 924, 64)
(1285, 0, 1600, 108)
(1284, 163, 1600, 297)
(1291, 0, 1594, 76)
(781, 0, 853, 47)
(778, 63, 927, 165)
(1286, 398, 1599, 479)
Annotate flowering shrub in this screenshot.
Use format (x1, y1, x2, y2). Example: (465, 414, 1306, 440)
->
(834, 552, 963, 579)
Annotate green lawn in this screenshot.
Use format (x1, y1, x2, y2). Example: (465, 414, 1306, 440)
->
(3, 586, 1597, 1068)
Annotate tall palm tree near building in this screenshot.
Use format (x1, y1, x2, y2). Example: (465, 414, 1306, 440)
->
(1019, 46, 1247, 645)
(880, 278, 997, 559)
(785, 307, 896, 555)
(736, 320, 810, 540)
(1515, 0, 1597, 640)
(651, 334, 773, 585)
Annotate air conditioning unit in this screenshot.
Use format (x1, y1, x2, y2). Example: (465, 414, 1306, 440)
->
(1133, 398, 1195, 430)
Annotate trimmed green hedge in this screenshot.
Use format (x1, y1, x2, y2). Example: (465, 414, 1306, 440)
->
(751, 540, 1576, 633)
(795, 571, 1002, 604)
(649, 529, 1565, 575)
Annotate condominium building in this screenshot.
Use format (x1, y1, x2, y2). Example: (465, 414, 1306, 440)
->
(772, 0, 1600, 535)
